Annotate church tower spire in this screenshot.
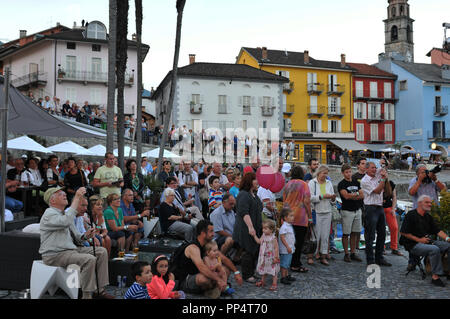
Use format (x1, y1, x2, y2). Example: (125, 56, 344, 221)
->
(383, 0, 414, 62)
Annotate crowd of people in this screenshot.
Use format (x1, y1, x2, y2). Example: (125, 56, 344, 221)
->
(1, 149, 449, 299)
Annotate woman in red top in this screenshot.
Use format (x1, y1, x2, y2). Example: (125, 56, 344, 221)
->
(147, 255, 185, 299)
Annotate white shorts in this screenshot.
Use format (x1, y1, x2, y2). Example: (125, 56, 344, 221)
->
(341, 209, 362, 235)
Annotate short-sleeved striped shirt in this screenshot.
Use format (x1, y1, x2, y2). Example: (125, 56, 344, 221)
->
(208, 189, 224, 208)
(124, 282, 150, 299)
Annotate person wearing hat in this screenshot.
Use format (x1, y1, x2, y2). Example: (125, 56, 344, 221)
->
(39, 186, 113, 299)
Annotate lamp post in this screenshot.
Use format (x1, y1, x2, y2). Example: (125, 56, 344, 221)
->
(1, 67, 10, 233)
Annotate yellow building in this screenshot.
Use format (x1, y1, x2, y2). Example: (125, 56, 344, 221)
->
(237, 47, 358, 163)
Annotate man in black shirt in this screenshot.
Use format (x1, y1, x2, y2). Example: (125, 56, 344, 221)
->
(338, 164, 364, 262)
(400, 195, 450, 287)
(351, 157, 367, 226)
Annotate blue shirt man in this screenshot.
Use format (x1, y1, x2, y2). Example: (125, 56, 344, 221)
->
(209, 194, 236, 252)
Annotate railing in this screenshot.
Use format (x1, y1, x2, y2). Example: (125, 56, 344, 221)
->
(307, 83, 324, 94)
(327, 107, 345, 117)
(367, 113, 384, 121)
(261, 106, 275, 116)
(308, 106, 326, 117)
(218, 104, 227, 114)
(190, 103, 202, 114)
(243, 105, 251, 115)
(327, 84, 345, 96)
(284, 104, 295, 114)
(427, 130, 450, 140)
(368, 136, 385, 143)
(58, 69, 134, 86)
(11, 71, 48, 88)
(434, 105, 448, 116)
(283, 81, 294, 93)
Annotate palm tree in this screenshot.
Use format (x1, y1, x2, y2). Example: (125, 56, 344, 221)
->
(116, 0, 129, 172)
(157, 0, 186, 175)
(135, 0, 143, 163)
(106, 0, 117, 153)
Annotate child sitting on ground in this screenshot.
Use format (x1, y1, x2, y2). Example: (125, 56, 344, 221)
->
(203, 240, 235, 295)
(124, 261, 152, 299)
(147, 255, 185, 299)
(253, 219, 280, 291)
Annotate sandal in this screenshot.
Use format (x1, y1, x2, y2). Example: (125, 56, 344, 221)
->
(291, 266, 309, 273)
(255, 280, 265, 287)
(320, 258, 329, 266)
(245, 276, 257, 283)
(307, 258, 314, 265)
(269, 284, 278, 291)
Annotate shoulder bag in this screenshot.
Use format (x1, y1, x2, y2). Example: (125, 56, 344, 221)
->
(302, 225, 317, 255)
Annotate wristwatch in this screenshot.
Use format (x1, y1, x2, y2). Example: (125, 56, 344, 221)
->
(234, 271, 240, 275)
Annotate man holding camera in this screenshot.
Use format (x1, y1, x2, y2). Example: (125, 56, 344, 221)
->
(400, 195, 450, 287)
(408, 164, 446, 210)
(92, 152, 124, 199)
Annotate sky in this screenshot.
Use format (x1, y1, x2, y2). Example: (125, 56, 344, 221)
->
(1, 0, 449, 89)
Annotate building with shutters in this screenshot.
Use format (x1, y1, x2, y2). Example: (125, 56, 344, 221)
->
(0, 21, 149, 116)
(236, 47, 356, 164)
(347, 63, 397, 146)
(151, 56, 288, 150)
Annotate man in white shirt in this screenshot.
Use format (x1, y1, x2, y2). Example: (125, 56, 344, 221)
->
(407, 156, 413, 171)
(206, 162, 230, 191)
(178, 161, 198, 200)
(360, 162, 391, 267)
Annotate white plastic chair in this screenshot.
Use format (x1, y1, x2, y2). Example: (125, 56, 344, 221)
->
(30, 260, 80, 299)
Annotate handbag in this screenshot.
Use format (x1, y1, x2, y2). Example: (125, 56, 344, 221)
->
(302, 225, 317, 255)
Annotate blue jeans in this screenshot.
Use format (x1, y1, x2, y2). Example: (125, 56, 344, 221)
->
(5, 196, 23, 213)
(410, 241, 450, 275)
(364, 205, 386, 264)
(329, 224, 337, 249)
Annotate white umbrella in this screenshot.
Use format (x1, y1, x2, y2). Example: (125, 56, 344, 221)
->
(88, 144, 107, 157)
(114, 146, 136, 157)
(425, 150, 442, 155)
(381, 147, 396, 153)
(1, 136, 52, 153)
(143, 147, 180, 159)
(48, 141, 95, 156)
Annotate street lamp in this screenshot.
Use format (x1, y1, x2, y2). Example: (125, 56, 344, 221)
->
(431, 142, 437, 150)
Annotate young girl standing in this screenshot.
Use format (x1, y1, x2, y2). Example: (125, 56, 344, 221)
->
(253, 219, 280, 291)
(147, 255, 185, 299)
(278, 208, 297, 285)
(203, 241, 235, 295)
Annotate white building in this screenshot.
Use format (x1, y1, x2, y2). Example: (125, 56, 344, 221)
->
(0, 21, 149, 116)
(152, 56, 289, 143)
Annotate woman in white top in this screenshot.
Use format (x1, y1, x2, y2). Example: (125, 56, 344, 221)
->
(21, 158, 42, 186)
(308, 165, 336, 266)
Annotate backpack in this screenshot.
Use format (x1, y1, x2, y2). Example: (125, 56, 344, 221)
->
(168, 240, 192, 277)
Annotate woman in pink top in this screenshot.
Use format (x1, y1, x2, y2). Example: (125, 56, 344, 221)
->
(147, 255, 185, 299)
(282, 166, 312, 271)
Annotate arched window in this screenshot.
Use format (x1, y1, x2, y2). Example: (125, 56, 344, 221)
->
(400, 5, 404, 15)
(391, 7, 396, 17)
(391, 25, 398, 41)
(407, 25, 412, 42)
(86, 21, 107, 40)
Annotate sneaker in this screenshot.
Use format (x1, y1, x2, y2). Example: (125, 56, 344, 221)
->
(204, 287, 221, 299)
(330, 247, 341, 254)
(431, 278, 446, 287)
(350, 253, 362, 262)
(286, 275, 296, 282)
(280, 277, 291, 285)
(376, 259, 392, 267)
(344, 254, 351, 262)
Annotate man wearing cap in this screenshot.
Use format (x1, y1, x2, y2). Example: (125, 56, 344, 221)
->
(39, 187, 113, 299)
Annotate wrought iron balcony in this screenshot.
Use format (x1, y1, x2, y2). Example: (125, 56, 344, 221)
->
(57, 69, 134, 86)
(307, 83, 324, 95)
(283, 104, 295, 115)
(190, 103, 202, 114)
(283, 82, 294, 93)
(434, 105, 448, 116)
(367, 113, 385, 122)
(427, 130, 450, 141)
(11, 71, 47, 90)
(261, 106, 275, 116)
(327, 84, 345, 96)
(327, 107, 345, 118)
(308, 106, 326, 117)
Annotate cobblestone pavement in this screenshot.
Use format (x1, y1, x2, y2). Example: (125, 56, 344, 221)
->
(1, 247, 449, 299)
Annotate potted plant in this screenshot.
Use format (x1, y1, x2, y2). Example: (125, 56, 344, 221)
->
(143, 174, 165, 210)
(430, 190, 450, 235)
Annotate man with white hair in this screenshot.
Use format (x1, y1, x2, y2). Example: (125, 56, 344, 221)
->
(39, 187, 113, 299)
(408, 164, 446, 209)
(400, 195, 450, 287)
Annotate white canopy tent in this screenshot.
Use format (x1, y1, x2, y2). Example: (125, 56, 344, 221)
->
(114, 146, 136, 158)
(87, 144, 107, 157)
(143, 147, 180, 159)
(1, 135, 52, 153)
(48, 141, 95, 156)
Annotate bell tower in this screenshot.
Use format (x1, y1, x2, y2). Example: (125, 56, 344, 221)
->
(383, 0, 414, 62)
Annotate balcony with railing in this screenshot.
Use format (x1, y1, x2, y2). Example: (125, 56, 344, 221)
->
(308, 106, 326, 117)
(261, 106, 276, 116)
(218, 104, 227, 114)
(57, 69, 134, 86)
(307, 82, 324, 95)
(190, 102, 202, 114)
(353, 93, 397, 102)
(434, 105, 448, 116)
(427, 130, 450, 141)
(242, 105, 251, 115)
(367, 113, 385, 122)
(367, 135, 385, 143)
(327, 84, 345, 96)
(283, 82, 294, 93)
(327, 107, 345, 118)
(11, 71, 47, 90)
(283, 104, 295, 115)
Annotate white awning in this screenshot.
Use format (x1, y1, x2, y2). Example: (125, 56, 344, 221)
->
(328, 139, 367, 151)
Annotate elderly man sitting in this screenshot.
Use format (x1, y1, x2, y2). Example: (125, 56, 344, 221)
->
(209, 193, 237, 256)
(39, 187, 113, 299)
(120, 188, 150, 250)
(400, 195, 450, 287)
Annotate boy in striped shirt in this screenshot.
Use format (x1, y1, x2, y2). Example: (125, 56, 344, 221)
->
(124, 261, 152, 299)
(208, 176, 224, 213)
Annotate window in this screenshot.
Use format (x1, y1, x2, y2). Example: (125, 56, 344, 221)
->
(66, 56, 76, 77)
(384, 82, 392, 98)
(66, 87, 77, 104)
(92, 44, 101, 52)
(433, 121, 445, 138)
(368, 103, 381, 119)
(435, 85, 441, 91)
(370, 124, 379, 141)
(435, 96, 441, 108)
(385, 124, 392, 142)
(399, 80, 408, 91)
(86, 21, 107, 40)
(90, 88, 102, 105)
(262, 121, 267, 129)
(263, 96, 271, 107)
(356, 124, 365, 141)
(243, 96, 251, 115)
(391, 25, 398, 41)
(384, 103, 395, 120)
(355, 81, 364, 97)
(39, 58, 44, 73)
(392, 7, 396, 17)
(67, 42, 76, 50)
(354, 102, 366, 119)
(218, 95, 227, 114)
(310, 119, 318, 133)
(330, 120, 338, 133)
(191, 94, 200, 105)
(328, 74, 337, 92)
(310, 96, 318, 113)
(370, 82, 378, 98)
(91, 58, 102, 80)
(329, 97, 338, 113)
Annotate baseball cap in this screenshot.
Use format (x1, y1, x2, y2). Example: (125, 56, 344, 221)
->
(43, 186, 65, 205)
(281, 163, 291, 173)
